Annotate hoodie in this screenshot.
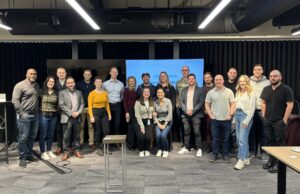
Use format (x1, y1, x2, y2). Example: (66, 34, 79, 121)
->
(250, 75, 270, 110)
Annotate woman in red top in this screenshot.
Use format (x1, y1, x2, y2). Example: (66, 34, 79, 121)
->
(123, 76, 138, 150)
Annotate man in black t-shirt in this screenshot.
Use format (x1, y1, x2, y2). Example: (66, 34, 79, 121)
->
(261, 70, 294, 173)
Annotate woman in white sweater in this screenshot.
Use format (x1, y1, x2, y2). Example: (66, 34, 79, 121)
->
(233, 75, 256, 170)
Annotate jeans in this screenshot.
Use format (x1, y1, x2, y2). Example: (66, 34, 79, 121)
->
(249, 110, 266, 154)
(234, 109, 253, 160)
(109, 103, 121, 135)
(62, 117, 80, 151)
(17, 113, 39, 159)
(182, 115, 202, 149)
(92, 108, 110, 148)
(39, 114, 57, 153)
(80, 108, 94, 145)
(211, 119, 231, 156)
(155, 121, 172, 151)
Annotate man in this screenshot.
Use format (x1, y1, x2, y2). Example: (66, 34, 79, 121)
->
(224, 67, 238, 94)
(201, 72, 214, 153)
(249, 64, 270, 158)
(59, 76, 85, 161)
(178, 74, 204, 157)
(103, 67, 124, 137)
(12, 68, 39, 168)
(136, 73, 156, 99)
(76, 69, 95, 148)
(205, 75, 235, 162)
(224, 67, 238, 153)
(261, 70, 293, 173)
(176, 66, 190, 144)
(55, 67, 67, 155)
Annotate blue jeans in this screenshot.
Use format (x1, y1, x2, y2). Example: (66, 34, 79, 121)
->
(234, 109, 253, 160)
(155, 122, 172, 151)
(17, 113, 39, 159)
(39, 114, 57, 153)
(211, 119, 231, 156)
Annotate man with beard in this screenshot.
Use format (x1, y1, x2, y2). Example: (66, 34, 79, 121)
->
(261, 70, 293, 173)
(137, 73, 156, 99)
(201, 72, 214, 153)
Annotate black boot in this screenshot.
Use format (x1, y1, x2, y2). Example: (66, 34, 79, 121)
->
(262, 157, 273, 169)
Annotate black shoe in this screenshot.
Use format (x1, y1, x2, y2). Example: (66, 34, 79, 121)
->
(19, 159, 27, 168)
(223, 155, 231, 163)
(96, 149, 104, 156)
(27, 156, 38, 162)
(204, 147, 212, 154)
(268, 165, 278, 173)
(262, 161, 272, 169)
(209, 155, 218, 162)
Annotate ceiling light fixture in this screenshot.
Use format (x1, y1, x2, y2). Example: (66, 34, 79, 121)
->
(198, 0, 231, 29)
(291, 27, 300, 36)
(65, 0, 100, 30)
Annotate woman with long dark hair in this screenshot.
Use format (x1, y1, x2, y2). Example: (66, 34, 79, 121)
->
(134, 88, 155, 157)
(39, 76, 58, 160)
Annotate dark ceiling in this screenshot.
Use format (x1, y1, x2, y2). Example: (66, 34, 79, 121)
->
(0, 0, 300, 35)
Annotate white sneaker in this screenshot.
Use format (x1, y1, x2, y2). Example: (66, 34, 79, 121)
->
(178, 147, 189, 154)
(145, 150, 150, 157)
(139, 151, 145, 157)
(243, 158, 250, 165)
(162, 151, 169, 158)
(196, 148, 202, 157)
(47, 151, 57, 159)
(156, 150, 162, 157)
(234, 159, 245, 170)
(41, 152, 50, 160)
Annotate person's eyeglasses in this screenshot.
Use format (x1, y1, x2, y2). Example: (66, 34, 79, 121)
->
(182, 69, 189, 72)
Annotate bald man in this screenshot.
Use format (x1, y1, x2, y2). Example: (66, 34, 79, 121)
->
(205, 74, 235, 163)
(12, 68, 40, 168)
(261, 70, 294, 173)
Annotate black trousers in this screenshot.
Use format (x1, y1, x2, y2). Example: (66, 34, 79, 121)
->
(92, 108, 110, 148)
(136, 119, 154, 151)
(56, 115, 63, 149)
(62, 117, 80, 151)
(182, 115, 202, 149)
(264, 119, 287, 166)
(109, 102, 121, 135)
(126, 107, 137, 149)
(249, 110, 266, 154)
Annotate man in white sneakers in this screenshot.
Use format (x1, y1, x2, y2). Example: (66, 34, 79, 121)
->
(178, 74, 205, 157)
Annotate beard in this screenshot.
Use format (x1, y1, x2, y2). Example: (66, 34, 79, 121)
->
(271, 80, 280, 86)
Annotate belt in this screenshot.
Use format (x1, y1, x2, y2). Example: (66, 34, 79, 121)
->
(109, 102, 121, 105)
(41, 111, 57, 117)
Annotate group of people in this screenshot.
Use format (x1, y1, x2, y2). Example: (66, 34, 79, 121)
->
(12, 64, 293, 174)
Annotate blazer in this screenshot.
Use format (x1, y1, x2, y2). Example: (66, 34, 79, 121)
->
(59, 89, 84, 123)
(180, 86, 205, 118)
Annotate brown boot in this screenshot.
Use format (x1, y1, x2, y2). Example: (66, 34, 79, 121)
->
(74, 151, 84, 159)
(55, 147, 62, 156)
(61, 152, 70, 161)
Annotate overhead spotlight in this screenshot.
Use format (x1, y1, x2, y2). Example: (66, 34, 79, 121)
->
(0, 18, 12, 31)
(65, 0, 100, 30)
(198, 0, 231, 29)
(291, 27, 300, 36)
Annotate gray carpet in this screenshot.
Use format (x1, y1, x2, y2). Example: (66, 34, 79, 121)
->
(0, 143, 299, 194)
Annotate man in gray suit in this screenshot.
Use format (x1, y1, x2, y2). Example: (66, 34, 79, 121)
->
(59, 76, 84, 161)
(178, 73, 205, 157)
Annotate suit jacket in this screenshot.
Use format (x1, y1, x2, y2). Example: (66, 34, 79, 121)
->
(180, 86, 204, 118)
(59, 89, 84, 123)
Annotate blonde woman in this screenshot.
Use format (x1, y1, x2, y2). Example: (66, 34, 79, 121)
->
(233, 75, 256, 170)
(123, 76, 138, 149)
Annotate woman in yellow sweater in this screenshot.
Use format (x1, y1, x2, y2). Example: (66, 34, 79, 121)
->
(88, 76, 111, 156)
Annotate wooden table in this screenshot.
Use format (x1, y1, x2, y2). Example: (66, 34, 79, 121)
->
(262, 146, 300, 194)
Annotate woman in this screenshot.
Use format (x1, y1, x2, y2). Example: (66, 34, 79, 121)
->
(154, 87, 173, 158)
(233, 75, 256, 170)
(39, 76, 58, 160)
(88, 76, 111, 156)
(134, 88, 155, 157)
(157, 71, 177, 147)
(123, 76, 138, 150)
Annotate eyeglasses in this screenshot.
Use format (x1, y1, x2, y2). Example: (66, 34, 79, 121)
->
(182, 69, 189, 72)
